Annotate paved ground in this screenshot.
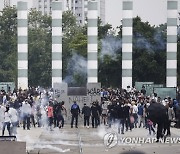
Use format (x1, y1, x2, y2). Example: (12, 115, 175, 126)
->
(6, 124, 179, 154)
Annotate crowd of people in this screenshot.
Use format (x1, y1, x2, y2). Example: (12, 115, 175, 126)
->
(0, 86, 180, 142)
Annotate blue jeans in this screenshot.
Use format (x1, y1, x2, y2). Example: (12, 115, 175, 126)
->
(2, 122, 11, 136)
(118, 119, 125, 134)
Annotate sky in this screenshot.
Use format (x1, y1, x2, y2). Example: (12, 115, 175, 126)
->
(0, 0, 180, 28)
(106, 0, 180, 28)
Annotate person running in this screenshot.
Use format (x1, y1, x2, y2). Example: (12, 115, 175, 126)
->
(71, 101, 80, 128)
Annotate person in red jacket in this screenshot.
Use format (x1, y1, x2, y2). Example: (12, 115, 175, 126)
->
(47, 101, 54, 131)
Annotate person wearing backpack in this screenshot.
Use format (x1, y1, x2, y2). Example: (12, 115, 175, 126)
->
(71, 101, 80, 128)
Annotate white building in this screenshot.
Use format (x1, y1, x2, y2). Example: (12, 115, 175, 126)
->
(0, 0, 105, 25)
(34, 0, 105, 25)
(0, 0, 35, 10)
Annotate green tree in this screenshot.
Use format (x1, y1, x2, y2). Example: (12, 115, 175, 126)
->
(132, 16, 166, 85)
(0, 7, 17, 83)
(28, 9, 52, 87)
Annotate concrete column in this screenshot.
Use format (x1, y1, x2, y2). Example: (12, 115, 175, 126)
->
(166, 0, 178, 87)
(73, 0, 75, 15)
(17, 1, 28, 90)
(84, 0, 88, 23)
(88, 0, 98, 83)
(82, 0, 85, 25)
(122, 0, 133, 89)
(52, 0, 62, 87)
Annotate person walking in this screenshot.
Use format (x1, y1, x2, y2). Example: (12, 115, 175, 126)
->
(131, 101, 138, 128)
(71, 101, 80, 128)
(47, 101, 54, 131)
(22, 99, 31, 130)
(164, 103, 175, 136)
(61, 101, 67, 123)
(56, 102, 64, 129)
(124, 100, 132, 131)
(137, 102, 145, 128)
(116, 102, 125, 134)
(9, 104, 18, 136)
(82, 103, 91, 128)
(91, 102, 99, 128)
(2, 105, 11, 136)
(101, 101, 108, 125)
(0, 104, 5, 130)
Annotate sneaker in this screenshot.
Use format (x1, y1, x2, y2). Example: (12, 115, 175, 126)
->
(86, 126, 89, 129)
(156, 139, 159, 143)
(166, 134, 171, 137)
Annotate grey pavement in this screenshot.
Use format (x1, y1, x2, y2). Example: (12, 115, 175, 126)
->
(2, 124, 177, 154)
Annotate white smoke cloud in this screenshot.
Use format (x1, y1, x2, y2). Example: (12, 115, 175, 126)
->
(63, 52, 87, 86)
(100, 35, 122, 61)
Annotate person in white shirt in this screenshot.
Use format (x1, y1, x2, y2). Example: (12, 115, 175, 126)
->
(9, 105, 18, 135)
(3, 94, 7, 105)
(0, 105, 6, 130)
(131, 101, 138, 128)
(21, 100, 31, 130)
(2, 105, 11, 136)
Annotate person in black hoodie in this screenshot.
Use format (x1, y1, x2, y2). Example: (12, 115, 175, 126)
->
(91, 102, 99, 128)
(71, 101, 80, 128)
(116, 102, 125, 134)
(96, 101, 102, 126)
(123, 100, 132, 131)
(82, 103, 91, 128)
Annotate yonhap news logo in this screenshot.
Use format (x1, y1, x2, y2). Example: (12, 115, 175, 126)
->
(103, 134, 180, 148)
(104, 132, 118, 148)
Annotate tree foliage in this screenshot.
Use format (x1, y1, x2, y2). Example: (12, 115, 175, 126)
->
(28, 9, 52, 87)
(0, 7, 17, 82)
(0, 7, 179, 87)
